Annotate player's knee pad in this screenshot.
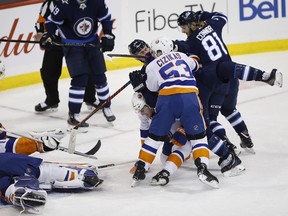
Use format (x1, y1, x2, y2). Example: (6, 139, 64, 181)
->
(5, 176, 47, 214)
(71, 74, 89, 87)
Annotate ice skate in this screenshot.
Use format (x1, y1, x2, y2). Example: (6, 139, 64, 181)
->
(151, 170, 170, 186)
(102, 107, 116, 122)
(197, 162, 219, 189)
(218, 149, 246, 177)
(131, 161, 146, 187)
(67, 112, 89, 133)
(239, 130, 255, 154)
(35, 102, 58, 112)
(262, 69, 283, 87)
(224, 137, 241, 156)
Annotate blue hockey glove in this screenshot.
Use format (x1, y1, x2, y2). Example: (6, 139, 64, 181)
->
(101, 34, 115, 52)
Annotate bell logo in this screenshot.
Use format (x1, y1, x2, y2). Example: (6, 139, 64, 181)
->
(239, 0, 287, 21)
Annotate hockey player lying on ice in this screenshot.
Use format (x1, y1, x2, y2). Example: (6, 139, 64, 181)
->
(0, 153, 103, 214)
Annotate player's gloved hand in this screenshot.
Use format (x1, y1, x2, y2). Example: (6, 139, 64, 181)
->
(40, 136, 61, 152)
(39, 32, 55, 49)
(101, 34, 115, 52)
(129, 70, 147, 92)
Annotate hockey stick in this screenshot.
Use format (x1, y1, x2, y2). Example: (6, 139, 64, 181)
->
(97, 160, 135, 169)
(73, 80, 131, 130)
(0, 38, 98, 48)
(68, 80, 131, 152)
(0, 128, 100, 159)
(107, 53, 146, 59)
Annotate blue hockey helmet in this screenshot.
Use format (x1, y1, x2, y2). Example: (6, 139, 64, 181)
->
(177, 11, 197, 26)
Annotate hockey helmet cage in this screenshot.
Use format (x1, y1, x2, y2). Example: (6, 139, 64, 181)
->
(128, 39, 149, 55)
(150, 37, 173, 57)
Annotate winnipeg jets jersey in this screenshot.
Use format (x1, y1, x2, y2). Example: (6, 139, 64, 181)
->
(145, 51, 199, 96)
(46, 0, 112, 43)
(183, 12, 232, 66)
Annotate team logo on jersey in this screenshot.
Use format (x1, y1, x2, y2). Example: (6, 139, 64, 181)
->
(74, 17, 94, 37)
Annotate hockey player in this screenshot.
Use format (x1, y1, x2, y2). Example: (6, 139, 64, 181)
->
(0, 59, 5, 80)
(0, 124, 65, 155)
(34, 0, 98, 113)
(40, 0, 116, 131)
(128, 39, 244, 178)
(129, 37, 219, 188)
(175, 11, 283, 155)
(131, 92, 211, 187)
(0, 153, 103, 214)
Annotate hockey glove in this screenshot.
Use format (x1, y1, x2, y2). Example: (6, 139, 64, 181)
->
(40, 136, 61, 152)
(129, 70, 147, 92)
(39, 32, 56, 49)
(101, 34, 115, 52)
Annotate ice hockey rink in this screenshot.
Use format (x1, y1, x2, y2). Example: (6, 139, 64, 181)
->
(0, 51, 288, 216)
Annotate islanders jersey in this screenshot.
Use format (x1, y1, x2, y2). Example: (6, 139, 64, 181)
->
(145, 51, 199, 96)
(46, 0, 112, 43)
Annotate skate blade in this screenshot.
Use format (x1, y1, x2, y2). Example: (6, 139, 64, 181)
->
(131, 179, 140, 188)
(223, 164, 246, 177)
(235, 149, 242, 156)
(150, 179, 167, 186)
(242, 147, 256, 154)
(67, 125, 88, 133)
(275, 71, 283, 87)
(198, 175, 219, 189)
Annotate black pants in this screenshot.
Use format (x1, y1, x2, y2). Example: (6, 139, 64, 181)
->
(40, 47, 96, 105)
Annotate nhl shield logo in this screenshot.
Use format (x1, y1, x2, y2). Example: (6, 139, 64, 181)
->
(74, 17, 94, 37)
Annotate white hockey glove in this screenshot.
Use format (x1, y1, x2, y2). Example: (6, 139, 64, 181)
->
(5, 176, 47, 214)
(29, 129, 65, 152)
(0, 59, 6, 80)
(131, 92, 146, 112)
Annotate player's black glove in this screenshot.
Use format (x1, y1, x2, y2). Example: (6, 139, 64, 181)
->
(101, 34, 115, 52)
(39, 32, 56, 49)
(129, 70, 147, 92)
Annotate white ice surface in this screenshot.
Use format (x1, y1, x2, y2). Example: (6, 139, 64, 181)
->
(0, 51, 288, 216)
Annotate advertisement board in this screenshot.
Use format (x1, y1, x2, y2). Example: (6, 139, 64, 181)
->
(0, 0, 287, 80)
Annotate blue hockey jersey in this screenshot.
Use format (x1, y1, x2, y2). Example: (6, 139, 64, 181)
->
(177, 11, 232, 66)
(46, 0, 113, 43)
(0, 153, 42, 194)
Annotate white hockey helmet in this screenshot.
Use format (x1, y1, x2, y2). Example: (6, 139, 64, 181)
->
(0, 60, 6, 80)
(131, 92, 146, 112)
(150, 37, 173, 57)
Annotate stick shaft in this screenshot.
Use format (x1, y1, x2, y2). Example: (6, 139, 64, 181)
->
(0, 38, 97, 47)
(107, 53, 146, 59)
(74, 80, 131, 129)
